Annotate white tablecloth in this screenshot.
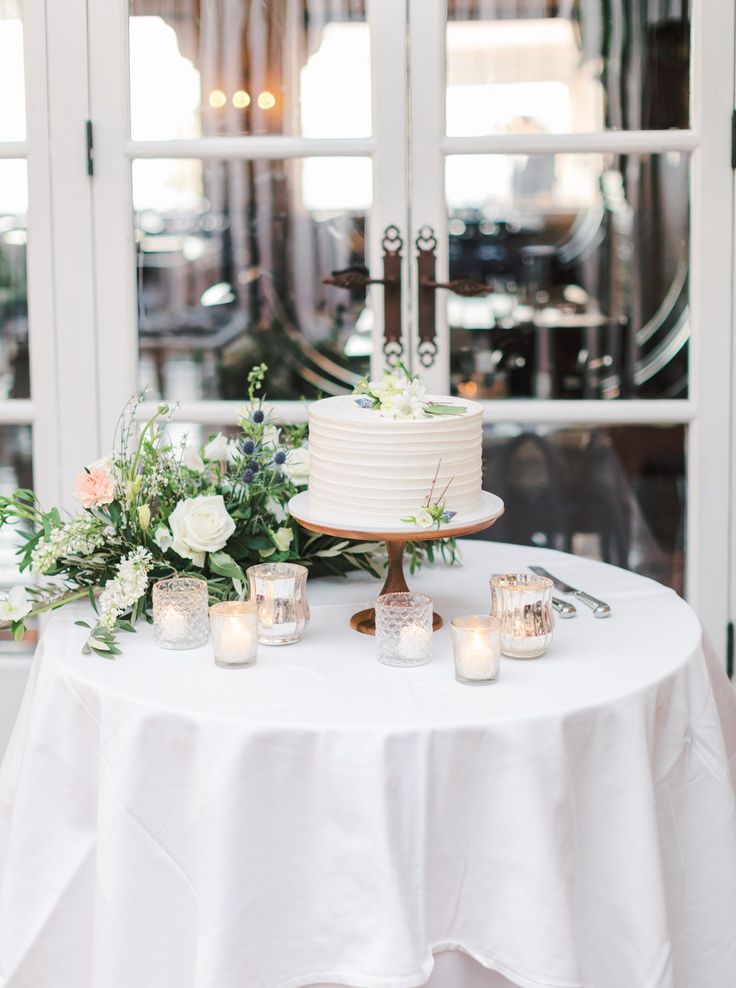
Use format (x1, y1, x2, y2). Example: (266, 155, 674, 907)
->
(1, 542, 735, 988)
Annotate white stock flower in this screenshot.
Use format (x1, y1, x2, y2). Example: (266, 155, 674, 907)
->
(154, 526, 173, 552)
(265, 495, 287, 523)
(272, 527, 293, 553)
(98, 547, 153, 629)
(0, 586, 33, 623)
(169, 495, 236, 567)
(31, 515, 104, 574)
(283, 447, 309, 486)
(203, 434, 231, 463)
(182, 446, 205, 473)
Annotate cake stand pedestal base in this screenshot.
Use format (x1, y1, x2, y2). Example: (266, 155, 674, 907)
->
(349, 540, 443, 635)
(288, 491, 505, 636)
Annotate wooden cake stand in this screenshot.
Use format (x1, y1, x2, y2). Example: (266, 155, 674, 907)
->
(288, 491, 505, 635)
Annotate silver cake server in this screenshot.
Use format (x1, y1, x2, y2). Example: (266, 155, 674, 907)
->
(551, 596, 577, 619)
(530, 565, 612, 618)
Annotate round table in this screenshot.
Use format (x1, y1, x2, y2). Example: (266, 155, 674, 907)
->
(1, 542, 735, 988)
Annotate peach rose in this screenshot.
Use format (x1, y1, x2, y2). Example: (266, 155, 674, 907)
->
(75, 468, 115, 508)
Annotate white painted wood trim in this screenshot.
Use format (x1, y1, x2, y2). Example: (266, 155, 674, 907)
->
(442, 131, 701, 156)
(22, 0, 60, 508)
(43, 0, 100, 506)
(0, 400, 35, 424)
(685, 0, 734, 658)
(137, 398, 695, 428)
(126, 137, 376, 159)
(0, 142, 29, 158)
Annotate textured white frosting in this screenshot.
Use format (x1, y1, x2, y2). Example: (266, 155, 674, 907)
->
(308, 395, 483, 526)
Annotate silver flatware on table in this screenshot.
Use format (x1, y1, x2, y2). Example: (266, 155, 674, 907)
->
(530, 566, 612, 618)
(551, 596, 577, 619)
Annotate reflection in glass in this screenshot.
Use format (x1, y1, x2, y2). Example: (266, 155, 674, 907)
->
(0, 161, 29, 400)
(478, 424, 685, 594)
(133, 157, 373, 401)
(129, 0, 371, 140)
(447, 0, 690, 136)
(0, 423, 34, 652)
(0, 1, 25, 141)
(446, 152, 688, 400)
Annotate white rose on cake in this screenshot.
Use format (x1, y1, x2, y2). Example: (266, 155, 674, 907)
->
(168, 495, 236, 567)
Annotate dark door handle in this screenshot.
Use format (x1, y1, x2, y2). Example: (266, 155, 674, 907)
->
(322, 225, 404, 364)
(415, 225, 492, 367)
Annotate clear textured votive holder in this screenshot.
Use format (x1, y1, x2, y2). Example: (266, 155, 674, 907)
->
(490, 573, 554, 658)
(375, 592, 432, 667)
(152, 576, 210, 649)
(451, 615, 501, 685)
(209, 601, 258, 668)
(246, 563, 310, 645)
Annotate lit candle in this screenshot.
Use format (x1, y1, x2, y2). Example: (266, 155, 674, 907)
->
(161, 605, 188, 644)
(451, 615, 501, 685)
(210, 601, 258, 668)
(398, 623, 432, 662)
(152, 576, 210, 650)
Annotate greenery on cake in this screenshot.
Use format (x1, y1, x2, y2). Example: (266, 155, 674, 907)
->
(354, 362, 467, 419)
(401, 462, 457, 530)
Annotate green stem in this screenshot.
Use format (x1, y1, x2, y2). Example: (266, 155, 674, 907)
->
(28, 586, 97, 618)
(130, 408, 162, 483)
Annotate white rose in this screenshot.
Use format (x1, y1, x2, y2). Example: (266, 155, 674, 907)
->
(154, 526, 173, 552)
(0, 586, 33, 623)
(262, 425, 281, 449)
(89, 454, 114, 475)
(203, 434, 231, 463)
(272, 527, 293, 553)
(182, 446, 205, 473)
(265, 495, 287, 523)
(168, 495, 236, 567)
(283, 447, 309, 486)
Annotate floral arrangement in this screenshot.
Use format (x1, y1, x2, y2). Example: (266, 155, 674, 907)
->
(354, 363, 467, 420)
(401, 462, 457, 530)
(0, 365, 456, 657)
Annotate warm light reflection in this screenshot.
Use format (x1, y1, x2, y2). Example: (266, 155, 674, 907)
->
(208, 89, 227, 108)
(232, 89, 251, 108)
(458, 380, 479, 398)
(257, 90, 276, 110)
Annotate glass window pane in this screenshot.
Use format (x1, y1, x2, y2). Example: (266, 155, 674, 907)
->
(478, 423, 685, 594)
(133, 157, 373, 401)
(0, 423, 34, 652)
(447, 1, 691, 135)
(0, 1, 25, 141)
(0, 160, 29, 400)
(446, 151, 689, 400)
(129, 1, 371, 140)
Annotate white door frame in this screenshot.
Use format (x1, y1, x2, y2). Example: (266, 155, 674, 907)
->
(408, 0, 735, 661)
(86, 0, 409, 444)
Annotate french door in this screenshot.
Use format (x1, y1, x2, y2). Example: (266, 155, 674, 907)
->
(28, 0, 735, 659)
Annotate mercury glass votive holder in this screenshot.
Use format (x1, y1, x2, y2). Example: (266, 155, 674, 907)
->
(246, 563, 310, 645)
(209, 601, 258, 668)
(152, 576, 210, 649)
(451, 615, 501, 685)
(375, 592, 432, 667)
(490, 573, 554, 658)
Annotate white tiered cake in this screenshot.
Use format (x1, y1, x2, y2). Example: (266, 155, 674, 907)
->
(308, 393, 483, 527)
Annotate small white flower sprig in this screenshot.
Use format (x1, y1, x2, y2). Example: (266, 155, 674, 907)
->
(401, 461, 457, 530)
(354, 362, 467, 420)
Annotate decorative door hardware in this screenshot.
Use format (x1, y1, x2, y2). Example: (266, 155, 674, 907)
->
(322, 225, 404, 365)
(415, 225, 493, 367)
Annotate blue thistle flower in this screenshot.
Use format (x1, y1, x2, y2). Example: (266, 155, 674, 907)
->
(252, 409, 265, 424)
(273, 449, 286, 465)
(247, 459, 260, 473)
(442, 510, 457, 523)
(355, 396, 373, 409)
(241, 438, 256, 455)
(241, 468, 255, 484)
